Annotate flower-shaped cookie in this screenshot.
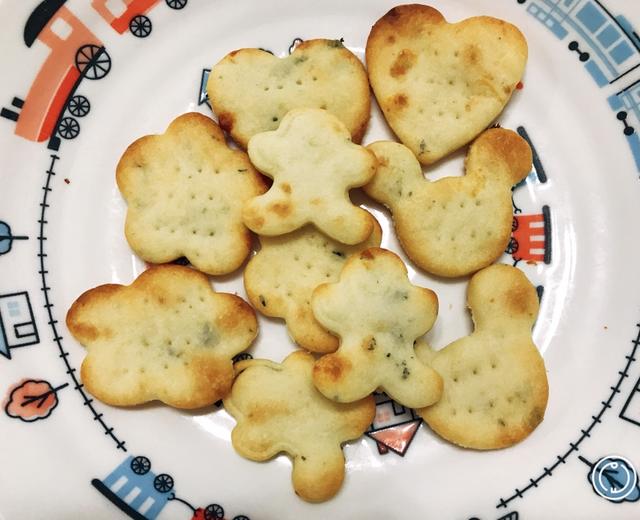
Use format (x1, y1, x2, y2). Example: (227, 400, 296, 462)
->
(312, 248, 442, 408)
(244, 219, 382, 353)
(364, 129, 532, 277)
(416, 264, 548, 449)
(242, 108, 378, 245)
(224, 351, 375, 502)
(66, 265, 258, 409)
(117, 112, 266, 275)
(366, 4, 527, 164)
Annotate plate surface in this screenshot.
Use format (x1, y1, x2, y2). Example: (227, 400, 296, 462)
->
(1, 0, 640, 519)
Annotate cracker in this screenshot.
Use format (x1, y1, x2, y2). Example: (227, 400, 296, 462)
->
(207, 39, 370, 149)
(311, 247, 442, 408)
(416, 264, 548, 449)
(366, 4, 527, 164)
(66, 265, 258, 409)
(364, 129, 532, 277)
(243, 108, 377, 245)
(244, 219, 382, 353)
(116, 112, 266, 275)
(224, 350, 375, 502)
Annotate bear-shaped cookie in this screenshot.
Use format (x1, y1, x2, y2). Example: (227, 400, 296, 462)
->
(416, 264, 549, 449)
(364, 128, 532, 277)
(224, 350, 375, 502)
(312, 247, 442, 408)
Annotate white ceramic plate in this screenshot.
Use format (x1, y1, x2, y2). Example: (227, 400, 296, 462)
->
(2, 0, 640, 518)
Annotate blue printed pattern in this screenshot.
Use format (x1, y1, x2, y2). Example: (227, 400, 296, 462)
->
(526, 1, 640, 172)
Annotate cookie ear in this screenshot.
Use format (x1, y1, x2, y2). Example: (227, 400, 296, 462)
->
(466, 128, 532, 186)
(364, 141, 424, 206)
(468, 264, 539, 332)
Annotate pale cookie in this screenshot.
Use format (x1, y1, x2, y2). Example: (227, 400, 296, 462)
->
(66, 265, 258, 409)
(416, 264, 548, 450)
(117, 112, 266, 275)
(207, 39, 370, 149)
(244, 220, 382, 353)
(312, 248, 442, 408)
(364, 129, 532, 277)
(224, 350, 375, 502)
(243, 108, 377, 245)
(366, 4, 527, 164)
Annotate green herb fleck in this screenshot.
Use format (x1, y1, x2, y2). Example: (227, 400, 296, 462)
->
(301, 455, 307, 461)
(328, 38, 344, 48)
(402, 367, 411, 379)
(367, 337, 377, 351)
(386, 353, 391, 358)
(259, 295, 267, 307)
(419, 139, 426, 154)
(237, 168, 248, 173)
(332, 250, 345, 258)
(294, 55, 308, 64)
(272, 116, 279, 122)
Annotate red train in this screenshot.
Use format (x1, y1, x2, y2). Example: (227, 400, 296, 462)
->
(1, 0, 187, 151)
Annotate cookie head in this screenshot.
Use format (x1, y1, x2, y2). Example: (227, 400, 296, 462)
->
(207, 39, 371, 148)
(243, 108, 377, 245)
(224, 351, 375, 502)
(365, 129, 532, 277)
(366, 4, 527, 164)
(116, 112, 266, 275)
(312, 248, 442, 408)
(417, 264, 548, 449)
(66, 265, 258, 409)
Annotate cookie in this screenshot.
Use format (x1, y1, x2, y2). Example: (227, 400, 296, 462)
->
(224, 350, 375, 502)
(116, 112, 266, 275)
(366, 4, 527, 164)
(207, 38, 370, 149)
(416, 264, 548, 449)
(243, 108, 377, 245)
(244, 219, 382, 353)
(311, 248, 442, 408)
(364, 129, 532, 277)
(66, 265, 258, 409)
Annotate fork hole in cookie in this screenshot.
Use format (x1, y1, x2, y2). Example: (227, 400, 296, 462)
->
(498, 418, 506, 427)
(467, 407, 473, 414)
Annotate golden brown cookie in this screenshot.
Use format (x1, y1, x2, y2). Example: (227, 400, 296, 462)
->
(117, 112, 266, 275)
(66, 265, 258, 409)
(224, 350, 375, 502)
(417, 264, 548, 449)
(243, 108, 377, 245)
(366, 4, 527, 164)
(207, 39, 370, 148)
(244, 220, 382, 353)
(364, 129, 532, 277)
(312, 248, 442, 408)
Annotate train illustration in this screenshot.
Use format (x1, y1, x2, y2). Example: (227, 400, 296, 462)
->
(93, 455, 249, 520)
(1, 0, 187, 150)
(92, 0, 187, 38)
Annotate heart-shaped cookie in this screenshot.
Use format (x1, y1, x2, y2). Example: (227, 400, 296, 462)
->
(366, 4, 527, 164)
(208, 39, 370, 149)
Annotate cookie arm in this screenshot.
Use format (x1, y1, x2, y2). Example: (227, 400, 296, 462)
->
(467, 128, 532, 186)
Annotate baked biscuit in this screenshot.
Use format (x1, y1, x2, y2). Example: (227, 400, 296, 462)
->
(417, 264, 548, 449)
(364, 129, 531, 277)
(208, 39, 370, 149)
(66, 265, 258, 409)
(224, 350, 375, 502)
(243, 108, 377, 245)
(366, 4, 527, 164)
(117, 112, 266, 275)
(244, 220, 382, 353)
(312, 248, 442, 408)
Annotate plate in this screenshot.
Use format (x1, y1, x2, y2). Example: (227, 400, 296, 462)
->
(1, 0, 640, 518)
